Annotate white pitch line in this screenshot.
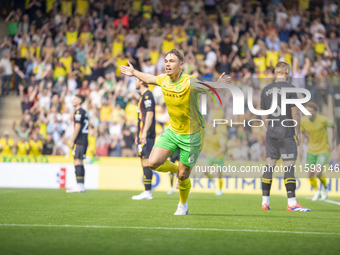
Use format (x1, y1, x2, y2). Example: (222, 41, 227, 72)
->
(0, 224, 339, 235)
(303, 196, 340, 206)
(324, 199, 340, 206)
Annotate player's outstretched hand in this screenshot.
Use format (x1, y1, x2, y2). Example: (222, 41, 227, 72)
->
(120, 61, 135, 76)
(217, 72, 231, 84)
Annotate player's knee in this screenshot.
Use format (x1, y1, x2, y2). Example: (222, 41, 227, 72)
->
(307, 170, 314, 178)
(177, 173, 186, 181)
(148, 158, 161, 169)
(74, 159, 82, 165)
(177, 170, 190, 181)
(316, 172, 322, 179)
(262, 165, 273, 179)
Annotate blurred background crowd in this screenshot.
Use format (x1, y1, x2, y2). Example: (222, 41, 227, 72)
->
(0, 0, 339, 161)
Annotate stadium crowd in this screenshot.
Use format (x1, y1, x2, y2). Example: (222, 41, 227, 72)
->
(0, 0, 339, 160)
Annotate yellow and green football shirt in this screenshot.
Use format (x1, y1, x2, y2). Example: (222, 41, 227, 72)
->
(66, 31, 78, 46)
(301, 114, 333, 154)
(59, 56, 73, 74)
(61, 0, 72, 16)
(16, 141, 29, 156)
(0, 138, 14, 156)
(154, 73, 204, 135)
(29, 140, 43, 156)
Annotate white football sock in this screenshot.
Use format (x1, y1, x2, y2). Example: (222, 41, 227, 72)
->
(288, 197, 297, 207)
(262, 196, 270, 205)
(180, 202, 188, 208)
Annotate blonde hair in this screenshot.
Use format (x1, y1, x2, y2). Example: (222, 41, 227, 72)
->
(275, 61, 290, 76)
(305, 102, 319, 112)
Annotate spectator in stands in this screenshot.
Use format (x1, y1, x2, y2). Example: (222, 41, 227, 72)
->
(15, 136, 29, 156)
(96, 135, 110, 157)
(0, 0, 338, 159)
(121, 126, 134, 157)
(0, 131, 14, 156)
(108, 133, 122, 157)
(28, 133, 43, 156)
(0, 50, 13, 95)
(42, 133, 56, 156)
(56, 133, 70, 156)
(13, 121, 30, 141)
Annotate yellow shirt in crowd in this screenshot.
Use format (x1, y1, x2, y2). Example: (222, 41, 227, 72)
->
(17, 141, 30, 156)
(61, 0, 72, 16)
(254, 56, 266, 73)
(76, 0, 89, 15)
(0, 138, 14, 156)
(66, 31, 78, 46)
(59, 56, 73, 74)
(29, 140, 43, 156)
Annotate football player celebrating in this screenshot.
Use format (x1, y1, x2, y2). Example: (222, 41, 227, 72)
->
(121, 49, 229, 215)
(301, 102, 336, 201)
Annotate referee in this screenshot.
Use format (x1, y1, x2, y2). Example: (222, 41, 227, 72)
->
(132, 78, 156, 200)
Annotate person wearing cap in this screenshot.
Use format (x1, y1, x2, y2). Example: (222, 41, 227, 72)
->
(13, 121, 30, 141)
(0, 132, 14, 156)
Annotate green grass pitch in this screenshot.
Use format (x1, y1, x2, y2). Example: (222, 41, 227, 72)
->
(0, 188, 339, 255)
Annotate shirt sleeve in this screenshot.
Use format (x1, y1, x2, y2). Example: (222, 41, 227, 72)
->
(74, 110, 82, 124)
(143, 92, 155, 112)
(155, 74, 166, 86)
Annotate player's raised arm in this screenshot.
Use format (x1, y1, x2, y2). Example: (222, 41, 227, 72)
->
(120, 61, 158, 85)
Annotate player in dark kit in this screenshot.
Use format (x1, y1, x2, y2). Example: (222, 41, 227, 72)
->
(67, 94, 88, 193)
(132, 78, 156, 200)
(260, 61, 310, 211)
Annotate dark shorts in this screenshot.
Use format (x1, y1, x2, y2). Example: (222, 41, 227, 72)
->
(265, 136, 297, 161)
(138, 138, 155, 158)
(73, 143, 88, 160)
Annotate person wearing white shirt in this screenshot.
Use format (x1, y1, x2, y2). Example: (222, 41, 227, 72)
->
(0, 51, 13, 95)
(204, 45, 217, 68)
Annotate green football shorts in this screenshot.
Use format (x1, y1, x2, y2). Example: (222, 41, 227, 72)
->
(306, 152, 329, 167)
(154, 128, 204, 167)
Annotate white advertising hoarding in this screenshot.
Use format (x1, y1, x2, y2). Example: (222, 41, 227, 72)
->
(0, 163, 99, 189)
